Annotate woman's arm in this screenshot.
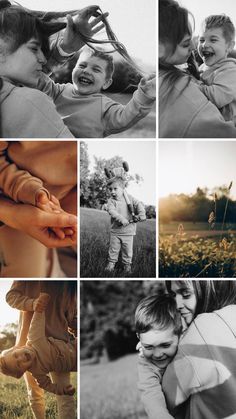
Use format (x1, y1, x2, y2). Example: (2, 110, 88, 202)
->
(0, 196, 77, 248)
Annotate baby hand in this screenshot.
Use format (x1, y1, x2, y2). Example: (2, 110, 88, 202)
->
(64, 384, 75, 396)
(139, 74, 156, 98)
(122, 219, 130, 227)
(33, 292, 50, 313)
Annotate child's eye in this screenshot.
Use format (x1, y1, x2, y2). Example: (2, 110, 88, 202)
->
(199, 38, 205, 43)
(162, 343, 171, 348)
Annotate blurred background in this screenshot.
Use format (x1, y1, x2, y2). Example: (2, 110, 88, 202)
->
(80, 280, 164, 419)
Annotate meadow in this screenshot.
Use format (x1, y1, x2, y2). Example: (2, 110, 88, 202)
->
(159, 222, 236, 277)
(107, 93, 156, 138)
(80, 354, 147, 419)
(80, 208, 156, 278)
(0, 373, 77, 418)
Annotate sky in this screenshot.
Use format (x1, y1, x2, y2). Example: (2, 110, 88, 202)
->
(159, 141, 236, 199)
(0, 281, 18, 329)
(85, 140, 156, 205)
(19, 0, 156, 67)
(180, 0, 236, 35)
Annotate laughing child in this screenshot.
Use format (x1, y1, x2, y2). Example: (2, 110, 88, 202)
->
(38, 45, 156, 138)
(135, 294, 183, 419)
(0, 292, 77, 396)
(198, 14, 236, 124)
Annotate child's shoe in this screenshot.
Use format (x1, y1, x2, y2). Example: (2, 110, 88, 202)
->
(123, 264, 132, 275)
(105, 262, 116, 272)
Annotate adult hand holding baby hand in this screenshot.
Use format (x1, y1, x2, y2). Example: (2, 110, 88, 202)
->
(33, 293, 50, 313)
(64, 384, 75, 396)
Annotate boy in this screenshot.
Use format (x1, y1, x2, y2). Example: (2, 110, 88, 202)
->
(0, 292, 77, 396)
(135, 294, 183, 419)
(198, 14, 236, 124)
(105, 168, 146, 274)
(38, 46, 156, 138)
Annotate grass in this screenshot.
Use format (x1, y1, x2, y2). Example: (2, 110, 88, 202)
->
(80, 208, 156, 278)
(80, 354, 147, 419)
(0, 373, 77, 419)
(106, 93, 156, 138)
(159, 221, 236, 277)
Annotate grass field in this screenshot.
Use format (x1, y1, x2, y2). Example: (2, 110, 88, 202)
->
(80, 208, 156, 278)
(80, 354, 147, 419)
(159, 221, 236, 277)
(0, 373, 77, 419)
(106, 93, 156, 138)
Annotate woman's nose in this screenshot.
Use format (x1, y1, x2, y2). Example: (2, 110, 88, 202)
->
(175, 294, 184, 309)
(38, 50, 47, 65)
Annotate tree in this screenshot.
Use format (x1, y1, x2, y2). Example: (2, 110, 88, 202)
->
(80, 142, 90, 206)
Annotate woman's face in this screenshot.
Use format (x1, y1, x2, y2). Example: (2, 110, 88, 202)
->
(170, 281, 197, 325)
(0, 38, 46, 87)
(160, 33, 193, 65)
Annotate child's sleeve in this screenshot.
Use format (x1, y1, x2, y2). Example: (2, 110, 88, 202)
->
(132, 197, 146, 221)
(33, 373, 68, 395)
(107, 199, 128, 224)
(138, 357, 174, 419)
(0, 142, 49, 205)
(5, 281, 39, 311)
(37, 73, 65, 102)
(199, 67, 236, 109)
(102, 86, 155, 137)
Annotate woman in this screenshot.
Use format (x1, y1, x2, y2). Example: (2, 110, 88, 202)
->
(6, 280, 77, 419)
(159, 0, 236, 138)
(163, 280, 236, 419)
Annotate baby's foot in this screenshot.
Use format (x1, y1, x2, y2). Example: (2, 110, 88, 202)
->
(105, 262, 116, 272)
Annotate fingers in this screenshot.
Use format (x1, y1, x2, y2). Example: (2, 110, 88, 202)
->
(38, 212, 77, 228)
(35, 190, 50, 205)
(90, 12, 109, 28)
(91, 23, 105, 36)
(52, 227, 66, 240)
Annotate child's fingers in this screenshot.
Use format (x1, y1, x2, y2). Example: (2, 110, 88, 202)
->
(63, 228, 74, 236)
(35, 190, 50, 205)
(52, 227, 65, 240)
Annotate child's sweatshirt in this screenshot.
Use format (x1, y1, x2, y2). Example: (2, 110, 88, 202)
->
(37, 74, 155, 138)
(0, 141, 77, 205)
(138, 356, 174, 419)
(107, 194, 146, 235)
(27, 311, 77, 395)
(199, 58, 236, 124)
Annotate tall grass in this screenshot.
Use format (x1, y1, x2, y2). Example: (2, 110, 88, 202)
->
(80, 208, 156, 278)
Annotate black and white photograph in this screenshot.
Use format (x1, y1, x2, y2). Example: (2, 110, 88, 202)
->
(159, 0, 236, 138)
(80, 141, 156, 278)
(0, 280, 77, 418)
(0, 0, 156, 138)
(80, 279, 236, 419)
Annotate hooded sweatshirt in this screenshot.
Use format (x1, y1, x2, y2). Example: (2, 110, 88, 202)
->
(199, 58, 236, 124)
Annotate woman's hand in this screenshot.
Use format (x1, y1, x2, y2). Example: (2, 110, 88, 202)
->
(61, 6, 109, 53)
(0, 196, 77, 248)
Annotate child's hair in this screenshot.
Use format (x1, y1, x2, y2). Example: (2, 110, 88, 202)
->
(202, 14, 235, 44)
(166, 280, 236, 318)
(79, 46, 114, 80)
(0, 349, 24, 379)
(135, 293, 182, 336)
(159, 0, 196, 105)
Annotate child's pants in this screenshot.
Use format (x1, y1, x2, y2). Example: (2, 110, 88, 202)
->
(108, 234, 133, 265)
(24, 370, 76, 419)
(0, 225, 49, 277)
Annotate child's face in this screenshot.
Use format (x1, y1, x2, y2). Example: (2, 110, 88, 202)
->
(0, 38, 46, 87)
(198, 27, 234, 66)
(109, 182, 124, 200)
(3, 347, 34, 375)
(72, 51, 112, 95)
(171, 281, 197, 325)
(160, 33, 193, 65)
(139, 327, 179, 368)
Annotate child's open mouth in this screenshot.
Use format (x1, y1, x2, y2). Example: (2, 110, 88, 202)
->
(202, 50, 214, 59)
(78, 76, 93, 85)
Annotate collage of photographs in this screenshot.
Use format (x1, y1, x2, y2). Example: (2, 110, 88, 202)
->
(0, 0, 236, 418)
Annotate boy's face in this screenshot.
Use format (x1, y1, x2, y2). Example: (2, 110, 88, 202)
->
(109, 181, 124, 200)
(72, 51, 112, 95)
(139, 328, 179, 368)
(0, 38, 46, 87)
(3, 347, 35, 375)
(198, 27, 234, 66)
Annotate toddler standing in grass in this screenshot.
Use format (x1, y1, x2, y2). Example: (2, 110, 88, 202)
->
(135, 294, 183, 419)
(105, 166, 146, 274)
(38, 46, 156, 138)
(198, 14, 236, 124)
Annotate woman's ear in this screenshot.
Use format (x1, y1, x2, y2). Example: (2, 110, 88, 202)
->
(102, 78, 113, 91)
